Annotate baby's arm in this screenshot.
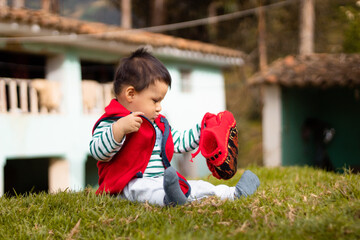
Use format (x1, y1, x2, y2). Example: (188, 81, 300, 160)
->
(89, 112, 143, 162)
(172, 123, 201, 153)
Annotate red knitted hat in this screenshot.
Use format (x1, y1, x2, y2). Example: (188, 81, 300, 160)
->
(192, 111, 238, 180)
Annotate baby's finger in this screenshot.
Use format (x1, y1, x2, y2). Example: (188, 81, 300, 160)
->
(131, 121, 142, 132)
(131, 112, 145, 117)
(131, 112, 143, 124)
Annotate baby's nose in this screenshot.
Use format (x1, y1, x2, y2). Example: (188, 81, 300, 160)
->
(156, 103, 162, 112)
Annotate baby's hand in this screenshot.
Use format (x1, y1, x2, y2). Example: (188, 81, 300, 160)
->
(118, 112, 144, 134)
(112, 112, 144, 142)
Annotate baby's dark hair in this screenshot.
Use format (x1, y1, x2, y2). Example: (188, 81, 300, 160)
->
(113, 48, 171, 95)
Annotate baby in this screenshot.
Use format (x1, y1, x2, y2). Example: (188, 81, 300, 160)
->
(89, 48, 260, 206)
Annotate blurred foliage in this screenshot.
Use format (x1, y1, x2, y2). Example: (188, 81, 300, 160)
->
(224, 67, 263, 166)
(340, 1, 360, 53)
(24, 0, 359, 62)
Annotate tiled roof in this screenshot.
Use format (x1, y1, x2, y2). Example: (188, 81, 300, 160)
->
(248, 54, 360, 88)
(0, 7, 244, 61)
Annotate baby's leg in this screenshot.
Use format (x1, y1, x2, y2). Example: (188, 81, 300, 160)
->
(163, 166, 188, 206)
(120, 177, 166, 206)
(187, 180, 236, 201)
(187, 170, 260, 201)
(235, 170, 260, 198)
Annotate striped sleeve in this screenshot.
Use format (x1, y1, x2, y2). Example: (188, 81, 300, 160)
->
(172, 123, 201, 153)
(89, 120, 125, 162)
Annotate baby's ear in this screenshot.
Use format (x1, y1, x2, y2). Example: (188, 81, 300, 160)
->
(124, 86, 136, 102)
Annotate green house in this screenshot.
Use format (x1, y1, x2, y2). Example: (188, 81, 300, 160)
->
(250, 54, 360, 172)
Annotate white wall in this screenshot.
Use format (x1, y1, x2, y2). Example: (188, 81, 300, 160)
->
(262, 85, 282, 167)
(164, 66, 226, 127)
(163, 65, 226, 177)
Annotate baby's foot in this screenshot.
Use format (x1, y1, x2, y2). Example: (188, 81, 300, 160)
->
(235, 170, 260, 198)
(163, 166, 187, 206)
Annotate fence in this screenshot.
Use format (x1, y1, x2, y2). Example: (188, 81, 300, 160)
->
(0, 78, 113, 114)
(0, 78, 40, 114)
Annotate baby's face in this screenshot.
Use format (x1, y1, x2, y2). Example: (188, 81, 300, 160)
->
(130, 80, 168, 122)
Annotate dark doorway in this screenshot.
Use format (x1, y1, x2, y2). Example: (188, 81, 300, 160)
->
(85, 155, 99, 188)
(4, 158, 49, 196)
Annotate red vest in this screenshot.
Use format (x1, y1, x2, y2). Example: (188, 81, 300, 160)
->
(92, 99, 190, 196)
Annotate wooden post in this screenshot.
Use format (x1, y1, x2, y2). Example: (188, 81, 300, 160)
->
(42, 0, 59, 13)
(42, 0, 51, 12)
(9, 80, 18, 113)
(207, 2, 221, 41)
(12, 0, 24, 9)
(121, 0, 132, 28)
(258, 0, 268, 72)
(29, 85, 39, 114)
(0, 0, 7, 8)
(19, 80, 28, 113)
(151, 0, 165, 26)
(0, 79, 6, 113)
(299, 0, 315, 55)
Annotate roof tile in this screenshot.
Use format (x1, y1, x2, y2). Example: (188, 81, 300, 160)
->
(248, 54, 360, 88)
(0, 7, 244, 59)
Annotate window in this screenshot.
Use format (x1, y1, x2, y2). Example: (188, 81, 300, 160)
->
(180, 69, 192, 93)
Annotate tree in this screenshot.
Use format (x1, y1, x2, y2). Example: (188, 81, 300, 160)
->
(42, 0, 59, 13)
(151, 0, 165, 26)
(121, 0, 132, 28)
(207, 1, 222, 41)
(299, 0, 315, 54)
(12, 0, 25, 8)
(257, 0, 267, 71)
(62, 0, 357, 66)
(0, 0, 7, 7)
(341, 2, 360, 53)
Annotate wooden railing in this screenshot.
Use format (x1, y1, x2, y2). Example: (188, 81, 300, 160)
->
(0, 78, 114, 114)
(82, 80, 114, 114)
(0, 78, 40, 114)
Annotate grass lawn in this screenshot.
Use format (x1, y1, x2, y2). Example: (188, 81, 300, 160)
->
(0, 166, 359, 240)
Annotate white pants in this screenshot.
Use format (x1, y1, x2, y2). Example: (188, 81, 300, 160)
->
(120, 177, 236, 206)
